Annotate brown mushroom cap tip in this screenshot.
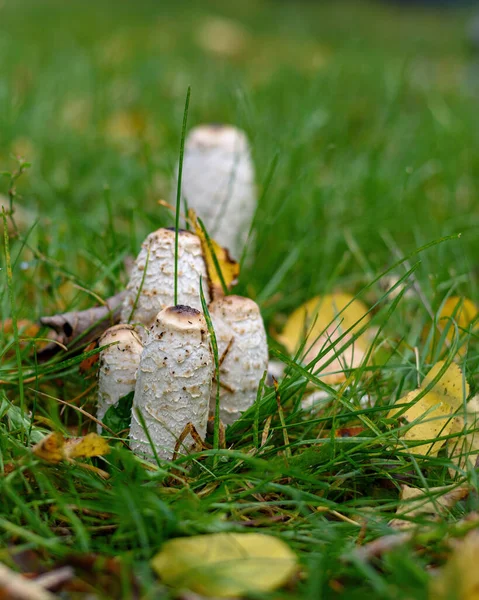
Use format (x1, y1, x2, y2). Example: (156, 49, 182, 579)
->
(153, 305, 207, 332)
(99, 324, 143, 347)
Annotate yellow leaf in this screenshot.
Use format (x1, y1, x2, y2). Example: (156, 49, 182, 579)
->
(151, 532, 298, 598)
(64, 433, 110, 459)
(389, 361, 469, 456)
(447, 396, 479, 476)
(32, 432, 109, 463)
(426, 296, 478, 357)
(430, 530, 479, 600)
(389, 483, 470, 530)
(276, 293, 371, 384)
(32, 432, 65, 464)
(190, 208, 240, 300)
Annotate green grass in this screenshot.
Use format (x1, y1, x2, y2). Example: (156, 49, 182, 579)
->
(1, 0, 479, 597)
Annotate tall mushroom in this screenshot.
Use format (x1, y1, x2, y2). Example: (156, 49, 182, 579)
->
(209, 295, 268, 425)
(121, 228, 210, 332)
(97, 324, 143, 432)
(173, 124, 256, 259)
(129, 305, 213, 461)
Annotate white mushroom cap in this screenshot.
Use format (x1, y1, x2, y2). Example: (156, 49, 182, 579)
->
(174, 124, 256, 259)
(209, 295, 268, 425)
(129, 305, 213, 460)
(97, 324, 143, 431)
(121, 228, 209, 329)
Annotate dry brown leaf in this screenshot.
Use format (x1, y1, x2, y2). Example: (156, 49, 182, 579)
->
(276, 293, 371, 384)
(190, 208, 239, 300)
(33, 432, 109, 464)
(39, 291, 126, 359)
(389, 483, 470, 530)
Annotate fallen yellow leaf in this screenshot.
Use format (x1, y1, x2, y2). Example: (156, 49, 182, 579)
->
(389, 483, 470, 530)
(389, 361, 469, 456)
(33, 432, 110, 464)
(190, 208, 239, 300)
(32, 431, 65, 464)
(151, 532, 298, 598)
(430, 530, 479, 600)
(276, 293, 371, 384)
(64, 433, 110, 459)
(426, 296, 478, 357)
(447, 396, 479, 476)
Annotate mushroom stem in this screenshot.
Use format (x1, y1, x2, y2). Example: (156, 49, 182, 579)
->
(209, 295, 268, 425)
(97, 324, 143, 432)
(129, 305, 214, 460)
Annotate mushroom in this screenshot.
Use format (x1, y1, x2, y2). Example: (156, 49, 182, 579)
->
(97, 324, 143, 432)
(120, 228, 210, 332)
(173, 124, 256, 259)
(209, 295, 268, 425)
(129, 305, 214, 460)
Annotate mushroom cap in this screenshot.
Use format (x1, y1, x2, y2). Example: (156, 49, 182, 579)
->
(208, 295, 260, 322)
(121, 228, 209, 326)
(99, 324, 143, 351)
(186, 124, 249, 153)
(151, 305, 207, 336)
(147, 227, 201, 250)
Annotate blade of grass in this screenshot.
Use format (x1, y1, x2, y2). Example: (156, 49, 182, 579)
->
(174, 86, 191, 306)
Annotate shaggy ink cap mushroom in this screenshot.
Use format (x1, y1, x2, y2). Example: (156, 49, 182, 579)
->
(209, 295, 268, 425)
(173, 124, 256, 259)
(97, 324, 143, 432)
(129, 305, 214, 461)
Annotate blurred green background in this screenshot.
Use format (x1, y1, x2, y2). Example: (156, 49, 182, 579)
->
(1, 0, 478, 321)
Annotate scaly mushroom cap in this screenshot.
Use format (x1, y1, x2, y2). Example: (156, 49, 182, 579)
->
(97, 324, 143, 431)
(209, 295, 268, 425)
(174, 124, 256, 259)
(121, 228, 209, 329)
(129, 305, 214, 460)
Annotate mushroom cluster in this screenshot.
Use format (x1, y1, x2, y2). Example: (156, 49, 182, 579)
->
(98, 125, 268, 461)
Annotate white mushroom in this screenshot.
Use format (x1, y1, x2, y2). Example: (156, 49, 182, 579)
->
(129, 305, 213, 461)
(97, 324, 143, 432)
(209, 295, 268, 425)
(173, 124, 256, 259)
(120, 228, 210, 331)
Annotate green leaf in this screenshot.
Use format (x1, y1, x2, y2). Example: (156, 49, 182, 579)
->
(102, 391, 134, 436)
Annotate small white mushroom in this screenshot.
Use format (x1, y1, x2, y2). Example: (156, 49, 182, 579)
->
(209, 295, 268, 425)
(97, 324, 143, 432)
(174, 124, 256, 259)
(129, 305, 213, 460)
(121, 228, 209, 330)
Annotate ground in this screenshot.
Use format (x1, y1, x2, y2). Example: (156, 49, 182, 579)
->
(1, 0, 479, 598)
